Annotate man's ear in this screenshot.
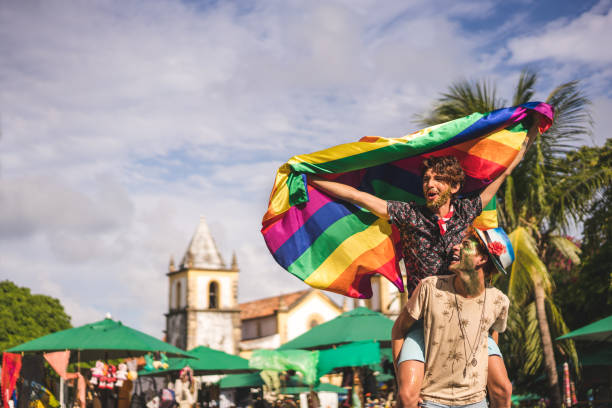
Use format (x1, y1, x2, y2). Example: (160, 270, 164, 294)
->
(475, 253, 488, 269)
(451, 183, 460, 194)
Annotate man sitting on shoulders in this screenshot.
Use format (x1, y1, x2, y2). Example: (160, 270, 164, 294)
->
(392, 227, 513, 408)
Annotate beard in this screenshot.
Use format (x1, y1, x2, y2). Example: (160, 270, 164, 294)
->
(450, 240, 482, 296)
(425, 188, 452, 211)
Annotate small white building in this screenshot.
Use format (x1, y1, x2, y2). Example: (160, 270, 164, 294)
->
(239, 289, 343, 353)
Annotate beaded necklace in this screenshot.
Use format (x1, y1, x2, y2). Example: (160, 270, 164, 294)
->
(454, 288, 486, 378)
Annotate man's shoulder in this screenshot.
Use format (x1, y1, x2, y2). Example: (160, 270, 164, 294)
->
(420, 276, 436, 285)
(486, 285, 506, 295)
(414, 276, 437, 295)
(421, 275, 454, 288)
(449, 194, 483, 225)
(388, 200, 430, 224)
(486, 286, 509, 302)
(388, 199, 419, 210)
(454, 193, 481, 208)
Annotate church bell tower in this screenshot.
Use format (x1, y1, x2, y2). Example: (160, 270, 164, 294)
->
(165, 216, 241, 354)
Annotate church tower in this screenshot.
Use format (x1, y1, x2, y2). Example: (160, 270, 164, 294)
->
(165, 216, 241, 354)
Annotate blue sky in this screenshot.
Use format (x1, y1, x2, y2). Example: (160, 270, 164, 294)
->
(1, 0, 611, 337)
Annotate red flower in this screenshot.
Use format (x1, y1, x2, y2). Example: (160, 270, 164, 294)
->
(488, 241, 506, 256)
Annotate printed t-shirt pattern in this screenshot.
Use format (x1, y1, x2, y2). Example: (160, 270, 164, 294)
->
(405, 275, 509, 405)
(387, 195, 482, 295)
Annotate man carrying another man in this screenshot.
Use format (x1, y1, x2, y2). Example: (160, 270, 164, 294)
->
(308, 120, 537, 407)
(392, 227, 513, 408)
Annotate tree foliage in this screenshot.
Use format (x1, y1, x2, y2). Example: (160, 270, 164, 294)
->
(0, 280, 72, 351)
(552, 142, 612, 330)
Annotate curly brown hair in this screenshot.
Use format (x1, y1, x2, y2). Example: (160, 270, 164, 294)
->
(421, 155, 465, 190)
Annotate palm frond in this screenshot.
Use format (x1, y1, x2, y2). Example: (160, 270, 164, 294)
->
(520, 301, 544, 375)
(548, 235, 581, 265)
(509, 133, 554, 225)
(509, 227, 552, 302)
(503, 174, 517, 229)
(512, 69, 537, 106)
(532, 141, 551, 222)
(547, 142, 612, 229)
(504, 301, 542, 377)
(546, 298, 581, 378)
(543, 80, 593, 157)
(416, 78, 505, 126)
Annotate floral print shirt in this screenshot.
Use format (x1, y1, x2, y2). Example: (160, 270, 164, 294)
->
(387, 195, 482, 295)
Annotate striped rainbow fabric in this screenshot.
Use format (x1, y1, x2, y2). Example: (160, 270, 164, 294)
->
(262, 103, 554, 299)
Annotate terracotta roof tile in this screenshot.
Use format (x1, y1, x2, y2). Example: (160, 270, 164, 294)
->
(239, 290, 309, 320)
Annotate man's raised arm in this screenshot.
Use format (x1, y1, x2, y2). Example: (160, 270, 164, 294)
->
(308, 175, 389, 219)
(479, 116, 540, 208)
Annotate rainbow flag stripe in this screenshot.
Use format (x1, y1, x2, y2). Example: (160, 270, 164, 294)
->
(262, 103, 553, 298)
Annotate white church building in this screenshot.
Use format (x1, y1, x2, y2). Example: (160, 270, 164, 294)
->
(165, 217, 402, 354)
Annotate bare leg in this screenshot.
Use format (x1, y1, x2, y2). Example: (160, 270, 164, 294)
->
(487, 355, 512, 408)
(396, 360, 424, 408)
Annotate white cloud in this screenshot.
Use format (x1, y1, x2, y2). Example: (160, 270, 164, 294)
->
(0, 176, 132, 242)
(508, 4, 612, 64)
(444, 0, 497, 19)
(501, 1, 612, 147)
(591, 97, 612, 145)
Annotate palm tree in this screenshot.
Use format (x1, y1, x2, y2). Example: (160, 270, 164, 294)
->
(418, 70, 612, 406)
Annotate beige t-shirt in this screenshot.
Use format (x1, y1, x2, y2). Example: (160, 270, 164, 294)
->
(405, 275, 509, 405)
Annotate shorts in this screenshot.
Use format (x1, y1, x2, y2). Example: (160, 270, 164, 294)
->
(397, 321, 502, 364)
(419, 399, 488, 408)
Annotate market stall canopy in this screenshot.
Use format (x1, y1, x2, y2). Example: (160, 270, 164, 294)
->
(250, 341, 381, 385)
(140, 345, 253, 376)
(6, 318, 191, 361)
(250, 349, 318, 384)
(278, 307, 393, 350)
(316, 341, 381, 378)
(557, 314, 612, 342)
(218, 373, 347, 394)
(282, 383, 347, 395)
(219, 373, 264, 389)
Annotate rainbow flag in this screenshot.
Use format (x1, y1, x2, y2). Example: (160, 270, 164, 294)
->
(262, 103, 553, 298)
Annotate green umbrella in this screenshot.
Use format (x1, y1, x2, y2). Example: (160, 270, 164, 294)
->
(6, 318, 190, 361)
(219, 373, 264, 389)
(278, 307, 393, 350)
(140, 345, 253, 375)
(556, 314, 612, 342)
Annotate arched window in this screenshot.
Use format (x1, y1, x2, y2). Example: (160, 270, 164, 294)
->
(308, 313, 323, 329)
(175, 281, 182, 309)
(209, 281, 219, 309)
